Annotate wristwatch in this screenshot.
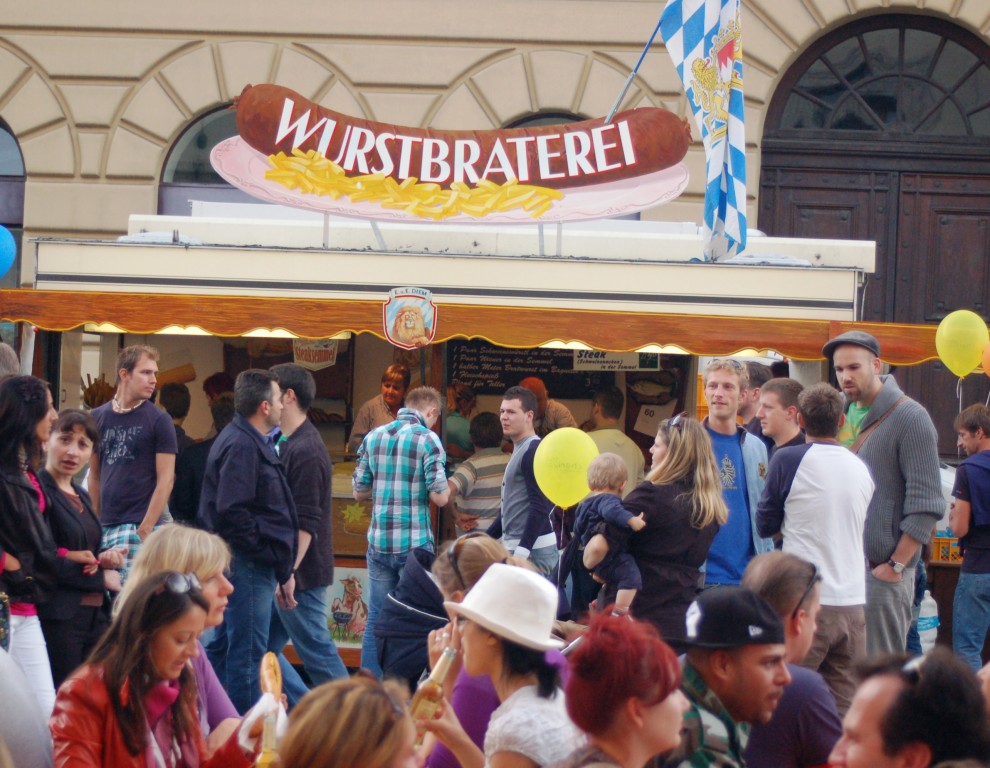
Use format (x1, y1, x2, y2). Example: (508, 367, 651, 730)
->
(887, 559, 906, 574)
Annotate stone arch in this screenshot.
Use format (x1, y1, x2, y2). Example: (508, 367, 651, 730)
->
(103, 39, 365, 181)
(0, 40, 74, 177)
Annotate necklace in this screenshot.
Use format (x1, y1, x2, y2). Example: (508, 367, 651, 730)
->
(112, 396, 143, 414)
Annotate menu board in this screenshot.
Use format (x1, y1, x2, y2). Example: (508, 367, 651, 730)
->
(448, 339, 613, 398)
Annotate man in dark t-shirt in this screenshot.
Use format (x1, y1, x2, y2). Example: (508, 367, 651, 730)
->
(950, 403, 990, 670)
(89, 345, 177, 582)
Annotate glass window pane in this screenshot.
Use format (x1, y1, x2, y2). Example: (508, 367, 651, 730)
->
(956, 66, 990, 116)
(825, 37, 868, 84)
(780, 92, 828, 129)
(903, 30, 941, 76)
(916, 101, 967, 135)
(969, 106, 990, 137)
(900, 78, 944, 127)
(857, 77, 899, 126)
(795, 59, 845, 106)
(931, 41, 977, 90)
(829, 96, 880, 131)
(162, 109, 237, 184)
(862, 29, 900, 75)
(0, 125, 24, 177)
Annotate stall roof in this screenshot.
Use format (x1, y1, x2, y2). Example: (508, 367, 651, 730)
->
(0, 213, 935, 362)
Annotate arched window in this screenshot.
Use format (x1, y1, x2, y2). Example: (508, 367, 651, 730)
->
(0, 119, 24, 323)
(158, 106, 257, 215)
(767, 15, 990, 141)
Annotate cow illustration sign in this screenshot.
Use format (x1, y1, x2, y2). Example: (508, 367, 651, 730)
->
(211, 84, 692, 224)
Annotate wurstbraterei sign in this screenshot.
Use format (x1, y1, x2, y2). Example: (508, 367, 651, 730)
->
(211, 84, 692, 224)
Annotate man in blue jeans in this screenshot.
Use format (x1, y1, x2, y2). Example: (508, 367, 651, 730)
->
(198, 369, 297, 713)
(268, 363, 347, 696)
(352, 386, 448, 676)
(950, 403, 990, 670)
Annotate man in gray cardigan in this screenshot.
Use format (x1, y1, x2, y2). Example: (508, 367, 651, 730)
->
(823, 330, 943, 654)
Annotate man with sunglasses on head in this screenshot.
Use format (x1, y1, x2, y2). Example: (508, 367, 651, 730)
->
(756, 383, 874, 716)
(198, 368, 297, 714)
(701, 359, 774, 589)
(829, 649, 990, 768)
(742, 552, 842, 768)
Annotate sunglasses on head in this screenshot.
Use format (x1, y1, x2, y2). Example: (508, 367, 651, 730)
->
(791, 563, 821, 620)
(711, 358, 745, 370)
(157, 572, 202, 596)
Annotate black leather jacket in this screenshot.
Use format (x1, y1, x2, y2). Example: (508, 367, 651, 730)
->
(0, 468, 59, 604)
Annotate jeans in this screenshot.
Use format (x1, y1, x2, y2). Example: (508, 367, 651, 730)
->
(211, 551, 277, 714)
(269, 585, 348, 699)
(363, 545, 432, 676)
(866, 566, 915, 655)
(953, 571, 990, 671)
(10, 615, 56, 715)
(528, 545, 560, 579)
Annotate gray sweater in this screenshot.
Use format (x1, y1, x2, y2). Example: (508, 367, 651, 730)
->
(853, 375, 942, 566)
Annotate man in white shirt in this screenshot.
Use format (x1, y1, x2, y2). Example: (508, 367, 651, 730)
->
(756, 382, 875, 715)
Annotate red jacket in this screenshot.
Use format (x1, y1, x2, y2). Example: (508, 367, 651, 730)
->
(50, 665, 254, 768)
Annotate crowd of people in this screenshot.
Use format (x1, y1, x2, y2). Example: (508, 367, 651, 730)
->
(4, 327, 990, 768)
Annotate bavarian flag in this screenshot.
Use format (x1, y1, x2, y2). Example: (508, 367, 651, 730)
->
(661, 0, 746, 261)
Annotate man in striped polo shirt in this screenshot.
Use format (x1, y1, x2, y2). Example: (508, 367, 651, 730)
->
(352, 386, 449, 676)
(446, 412, 510, 534)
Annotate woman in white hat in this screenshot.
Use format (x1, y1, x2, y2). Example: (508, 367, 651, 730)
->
(423, 562, 579, 768)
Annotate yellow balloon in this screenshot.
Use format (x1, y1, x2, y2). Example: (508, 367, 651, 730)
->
(533, 427, 600, 508)
(935, 310, 989, 378)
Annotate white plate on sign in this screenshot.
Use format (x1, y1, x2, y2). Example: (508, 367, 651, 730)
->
(211, 137, 689, 225)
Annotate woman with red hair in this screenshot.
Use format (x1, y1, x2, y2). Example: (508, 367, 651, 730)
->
(553, 614, 688, 768)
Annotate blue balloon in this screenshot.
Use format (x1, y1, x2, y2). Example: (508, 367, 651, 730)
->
(0, 226, 14, 279)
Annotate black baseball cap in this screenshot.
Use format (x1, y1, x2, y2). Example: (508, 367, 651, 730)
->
(822, 330, 881, 361)
(684, 586, 785, 649)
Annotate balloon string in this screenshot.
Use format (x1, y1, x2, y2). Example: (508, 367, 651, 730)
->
(958, 378, 963, 413)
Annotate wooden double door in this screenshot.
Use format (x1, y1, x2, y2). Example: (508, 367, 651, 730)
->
(759, 163, 990, 456)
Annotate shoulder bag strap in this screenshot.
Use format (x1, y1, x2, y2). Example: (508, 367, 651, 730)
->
(850, 395, 908, 454)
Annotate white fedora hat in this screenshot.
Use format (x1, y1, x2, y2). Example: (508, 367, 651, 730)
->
(445, 563, 563, 651)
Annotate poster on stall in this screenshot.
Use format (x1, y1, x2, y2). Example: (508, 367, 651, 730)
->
(292, 338, 339, 371)
(633, 400, 678, 437)
(211, 84, 691, 224)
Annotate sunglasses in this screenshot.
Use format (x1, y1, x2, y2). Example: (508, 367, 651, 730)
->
(157, 572, 202, 596)
(791, 564, 821, 620)
(447, 532, 490, 590)
(711, 358, 745, 370)
(354, 669, 405, 718)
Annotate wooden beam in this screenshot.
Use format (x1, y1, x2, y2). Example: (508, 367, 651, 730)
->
(0, 288, 938, 363)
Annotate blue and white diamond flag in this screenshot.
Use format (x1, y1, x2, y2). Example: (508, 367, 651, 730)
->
(661, 0, 746, 261)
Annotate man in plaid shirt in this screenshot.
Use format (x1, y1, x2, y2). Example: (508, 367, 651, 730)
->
(352, 385, 449, 676)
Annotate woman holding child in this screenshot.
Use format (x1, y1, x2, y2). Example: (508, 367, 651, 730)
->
(603, 414, 727, 651)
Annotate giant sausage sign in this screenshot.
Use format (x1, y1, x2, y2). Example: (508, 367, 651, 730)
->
(211, 84, 692, 224)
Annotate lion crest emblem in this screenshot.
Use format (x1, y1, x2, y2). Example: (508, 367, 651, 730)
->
(383, 287, 438, 350)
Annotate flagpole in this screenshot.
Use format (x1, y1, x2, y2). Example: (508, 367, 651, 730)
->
(605, 13, 665, 123)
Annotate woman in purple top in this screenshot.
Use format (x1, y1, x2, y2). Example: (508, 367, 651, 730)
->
(114, 525, 240, 755)
(423, 533, 527, 768)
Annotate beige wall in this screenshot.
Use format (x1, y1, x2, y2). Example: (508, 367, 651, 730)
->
(2, 1, 988, 240)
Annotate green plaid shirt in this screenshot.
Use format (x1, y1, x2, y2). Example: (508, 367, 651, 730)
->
(352, 408, 447, 553)
(655, 660, 749, 768)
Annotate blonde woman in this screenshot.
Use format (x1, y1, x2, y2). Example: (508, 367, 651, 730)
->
(607, 414, 728, 651)
(281, 676, 419, 768)
(114, 525, 240, 753)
